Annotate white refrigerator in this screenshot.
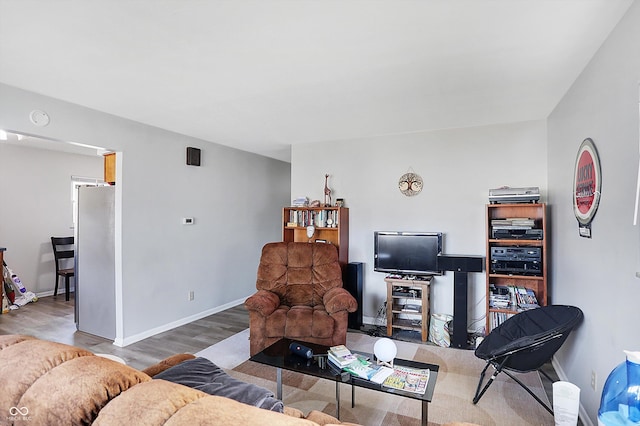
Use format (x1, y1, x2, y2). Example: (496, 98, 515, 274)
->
(75, 185, 116, 339)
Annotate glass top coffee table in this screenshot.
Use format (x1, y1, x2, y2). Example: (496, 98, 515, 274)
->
(249, 338, 439, 425)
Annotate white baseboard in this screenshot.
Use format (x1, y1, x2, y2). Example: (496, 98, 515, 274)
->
(35, 287, 75, 298)
(113, 297, 247, 347)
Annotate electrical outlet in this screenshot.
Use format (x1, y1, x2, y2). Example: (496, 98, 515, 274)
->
(188, 290, 194, 301)
(591, 370, 597, 390)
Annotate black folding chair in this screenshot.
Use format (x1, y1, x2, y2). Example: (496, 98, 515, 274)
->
(473, 305, 583, 415)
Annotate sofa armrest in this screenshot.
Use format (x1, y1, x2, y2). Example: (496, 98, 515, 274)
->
(142, 353, 196, 377)
(323, 288, 358, 315)
(244, 290, 281, 317)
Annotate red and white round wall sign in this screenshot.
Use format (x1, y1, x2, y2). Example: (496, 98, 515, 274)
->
(573, 138, 601, 236)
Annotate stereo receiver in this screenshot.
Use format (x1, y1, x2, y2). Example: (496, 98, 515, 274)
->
(490, 247, 542, 275)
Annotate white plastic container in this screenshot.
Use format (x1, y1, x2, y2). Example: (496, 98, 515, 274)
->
(553, 381, 580, 426)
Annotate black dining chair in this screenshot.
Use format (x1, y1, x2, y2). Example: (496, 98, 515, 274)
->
(472, 304, 584, 415)
(51, 236, 75, 301)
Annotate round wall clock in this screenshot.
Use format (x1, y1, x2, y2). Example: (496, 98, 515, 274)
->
(398, 172, 423, 196)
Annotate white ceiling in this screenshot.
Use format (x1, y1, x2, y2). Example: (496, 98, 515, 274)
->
(0, 0, 634, 162)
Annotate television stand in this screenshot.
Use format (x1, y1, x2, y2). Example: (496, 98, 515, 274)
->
(384, 276, 432, 342)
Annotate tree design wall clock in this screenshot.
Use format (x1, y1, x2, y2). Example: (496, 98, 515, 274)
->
(573, 138, 601, 238)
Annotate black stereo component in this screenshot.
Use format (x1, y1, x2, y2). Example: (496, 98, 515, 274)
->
(491, 260, 541, 275)
(492, 229, 543, 240)
(344, 262, 363, 330)
(490, 247, 541, 261)
(289, 342, 313, 359)
(186, 147, 201, 166)
(437, 255, 484, 273)
(490, 247, 542, 275)
(436, 254, 485, 349)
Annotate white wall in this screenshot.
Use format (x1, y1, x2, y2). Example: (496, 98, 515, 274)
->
(547, 2, 640, 424)
(0, 142, 102, 293)
(292, 119, 548, 330)
(0, 83, 291, 345)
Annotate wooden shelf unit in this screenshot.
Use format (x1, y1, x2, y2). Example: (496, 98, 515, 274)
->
(385, 277, 431, 342)
(485, 203, 548, 333)
(282, 207, 349, 267)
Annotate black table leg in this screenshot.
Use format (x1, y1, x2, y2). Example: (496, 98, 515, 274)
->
(335, 381, 340, 419)
(276, 367, 282, 400)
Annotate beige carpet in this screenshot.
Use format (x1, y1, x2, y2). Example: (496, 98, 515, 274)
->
(196, 330, 554, 425)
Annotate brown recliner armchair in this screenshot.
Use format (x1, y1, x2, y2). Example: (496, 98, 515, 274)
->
(245, 242, 358, 356)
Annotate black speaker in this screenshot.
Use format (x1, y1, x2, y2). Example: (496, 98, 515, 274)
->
(437, 255, 484, 273)
(437, 255, 484, 349)
(344, 262, 363, 330)
(289, 342, 313, 359)
(186, 147, 201, 166)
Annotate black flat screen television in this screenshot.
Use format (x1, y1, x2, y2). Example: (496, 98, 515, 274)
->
(374, 231, 444, 276)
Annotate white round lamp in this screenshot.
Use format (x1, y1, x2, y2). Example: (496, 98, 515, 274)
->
(374, 337, 397, 368)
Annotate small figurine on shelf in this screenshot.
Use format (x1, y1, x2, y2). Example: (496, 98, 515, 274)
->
(306, 225, 315, 242)
(324, 174, 332, 207)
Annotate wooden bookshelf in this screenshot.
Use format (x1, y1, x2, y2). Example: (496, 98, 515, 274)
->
(485, 203, 548, 333)
(282, 207, 349, 267)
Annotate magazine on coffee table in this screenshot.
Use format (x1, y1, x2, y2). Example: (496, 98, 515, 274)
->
(343, 357, 395, 384)
(382, 365, 430, 394)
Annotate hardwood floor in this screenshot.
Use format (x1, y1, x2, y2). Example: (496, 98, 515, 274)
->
(0, 293, 249, 371)
(2, 294, 575, 422)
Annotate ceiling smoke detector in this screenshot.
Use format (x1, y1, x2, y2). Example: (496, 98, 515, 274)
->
(29, 110, 50, 127)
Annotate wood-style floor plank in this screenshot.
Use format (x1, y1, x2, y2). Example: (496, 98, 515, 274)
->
(1, 293, 567, 420)
(0, 294, 249, 370)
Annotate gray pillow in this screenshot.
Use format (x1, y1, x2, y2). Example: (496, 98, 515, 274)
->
(155, 357, 283, 413)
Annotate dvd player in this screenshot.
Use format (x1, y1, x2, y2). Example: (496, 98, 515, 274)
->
(490, 260, 542, 275)
(490, 247, 541, 261)
(492, 229, 543, 240)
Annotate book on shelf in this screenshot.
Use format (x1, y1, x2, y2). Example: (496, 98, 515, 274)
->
(490, 311, 515, 330)
(382, 366, 430, 395)
(516, 287, 540, 311)
(489, 284, 539, 311)
(286, 208, 338, 228)
(489, 284, 513, 309)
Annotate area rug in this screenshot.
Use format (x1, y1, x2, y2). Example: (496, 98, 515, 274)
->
(197, 330, 554, 425)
